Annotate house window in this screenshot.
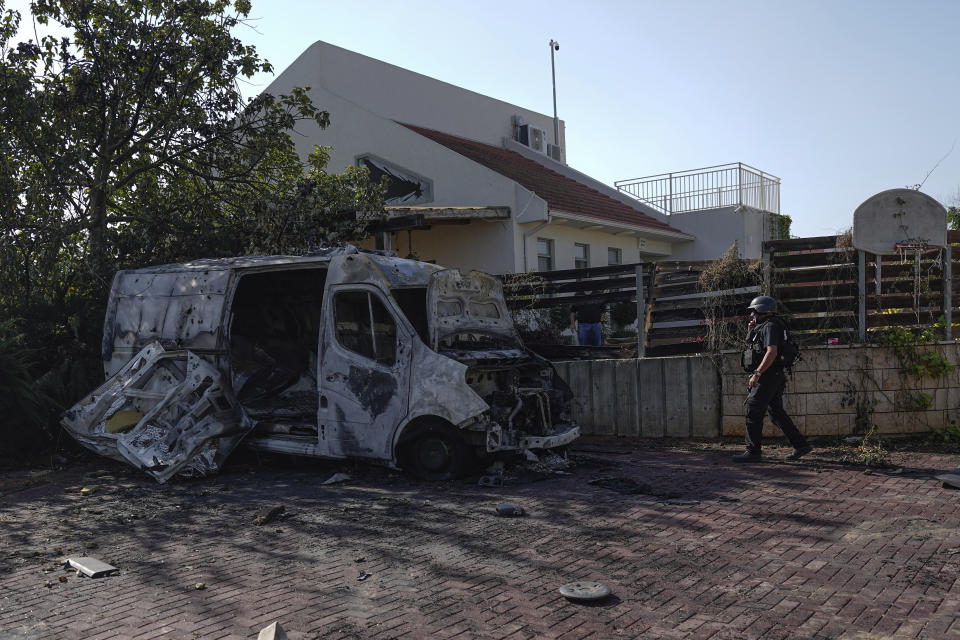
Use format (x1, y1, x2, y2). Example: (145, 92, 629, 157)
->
(537, 238, 554, 271)
(334, 290, 397, 366)
(608, 247, 622, 265)
(574, 243, 590, 269)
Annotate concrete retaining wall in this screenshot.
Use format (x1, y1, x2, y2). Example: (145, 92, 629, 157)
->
(553, 356, 721, 438)
(558, 343, 960, 439)
(720, 342, 960, 438)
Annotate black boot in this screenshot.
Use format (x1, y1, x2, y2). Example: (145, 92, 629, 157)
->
(732, 450, 762, 462)
(785, 444, 813, 461)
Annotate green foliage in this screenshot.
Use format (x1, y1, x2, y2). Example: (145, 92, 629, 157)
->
(948, 206, 959, 231)
(0, 0, 385, 454)
(928, 421, 960, 444)
(906, 392, 933, 411)
(0, 320, 51, 433)
(768, 213, 792, 240)
(904, 352, 955, 378)
(875, 326, 955, 380)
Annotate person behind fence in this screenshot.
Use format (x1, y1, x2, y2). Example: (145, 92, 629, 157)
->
(570, 293, 605, 346)
(734, 295, 813, 463)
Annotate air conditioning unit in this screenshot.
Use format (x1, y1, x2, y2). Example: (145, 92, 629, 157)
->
(519, 124, 547, 152)
(547, 144, 562, 162)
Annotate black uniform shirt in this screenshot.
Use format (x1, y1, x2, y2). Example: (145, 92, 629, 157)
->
(752, 316, 786, 374)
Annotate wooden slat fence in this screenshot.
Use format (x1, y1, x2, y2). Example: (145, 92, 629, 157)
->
(766, 230, 958, 345)
(500, 230, 959, 359)
(500, 262, 653, 310)
(644, 260, 760, 357)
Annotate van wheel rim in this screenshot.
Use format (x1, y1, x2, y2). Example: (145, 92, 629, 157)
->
(417, 436, 452, 472)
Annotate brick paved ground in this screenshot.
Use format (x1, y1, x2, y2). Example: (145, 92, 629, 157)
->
(1, 440, 959, 640)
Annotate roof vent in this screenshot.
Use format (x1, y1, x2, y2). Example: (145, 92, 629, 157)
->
(547, 144, 562, 162)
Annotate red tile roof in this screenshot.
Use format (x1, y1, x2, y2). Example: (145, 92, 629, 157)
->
(401, 124, 685, 235)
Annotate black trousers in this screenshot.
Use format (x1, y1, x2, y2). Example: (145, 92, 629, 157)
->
(745, 369, 808, 452)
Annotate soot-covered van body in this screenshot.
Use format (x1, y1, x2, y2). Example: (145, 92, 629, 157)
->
(62, 248, 579, 482)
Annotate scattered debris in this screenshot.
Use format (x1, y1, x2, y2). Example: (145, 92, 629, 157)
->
(257, 621, 289, 640)
(66, 557, 118, 578)
(357, 570, 370, 582)
(253, 506, 286, 526)
(496, 503, 526, 517)
(478, 475, 503, 487)
(44, 581, 53, 588)
(58, 575, 67, 583)
(558, 580, 612, 602)
(588, 477, 676, 498)
(80, 486, 98, 496)
(354, 556, 365, 563)
(935, 473, 960, 489)
(524, 450, 540, 462)
(526, 452, 572, 475)
(322, 473, 351, 485)
(194, 582, 206, 590)
(662, 498, 700, 506)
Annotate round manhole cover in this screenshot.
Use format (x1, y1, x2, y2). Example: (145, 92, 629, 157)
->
(558, 581, 611, 601)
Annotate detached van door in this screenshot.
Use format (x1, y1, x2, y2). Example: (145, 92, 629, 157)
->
(318, 284, 412, 459)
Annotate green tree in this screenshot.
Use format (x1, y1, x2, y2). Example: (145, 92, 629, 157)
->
(947, 187, 960, 230)
(0, 0, 384, 454)
(2, 0, 333, 289)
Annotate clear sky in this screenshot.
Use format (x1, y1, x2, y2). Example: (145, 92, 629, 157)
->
(7, 0, 959, 238)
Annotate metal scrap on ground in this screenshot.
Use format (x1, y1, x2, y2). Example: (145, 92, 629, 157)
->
(257, 622, 288, 640)
(65, 557, 118, 578)
(935, 472, 960, 489)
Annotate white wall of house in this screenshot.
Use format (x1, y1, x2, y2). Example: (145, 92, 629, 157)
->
(666, 206, 772, 259)
(261, 41, 698, 275)
(268, 41, 564, 154)
(380, 221, 518, 274)
(521, 223, 673, 271)
(270, 84, 516, 208)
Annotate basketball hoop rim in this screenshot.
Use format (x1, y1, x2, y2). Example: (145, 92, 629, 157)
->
(893, 242, 941, 251)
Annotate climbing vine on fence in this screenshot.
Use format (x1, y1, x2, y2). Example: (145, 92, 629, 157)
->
(698, 242, 763, 356)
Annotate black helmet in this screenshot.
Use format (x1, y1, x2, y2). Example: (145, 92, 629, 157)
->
(747, 296, 777, 314)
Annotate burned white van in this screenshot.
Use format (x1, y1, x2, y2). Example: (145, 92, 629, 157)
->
(62, 247, 579, 482)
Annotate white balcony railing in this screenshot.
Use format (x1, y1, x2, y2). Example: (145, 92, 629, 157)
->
(615, 163, 780, 215)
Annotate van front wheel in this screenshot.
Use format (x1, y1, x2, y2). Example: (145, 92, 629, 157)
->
(401, 426, 469, 481)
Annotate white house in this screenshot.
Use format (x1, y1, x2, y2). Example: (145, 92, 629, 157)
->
(264, 41, 780, 273)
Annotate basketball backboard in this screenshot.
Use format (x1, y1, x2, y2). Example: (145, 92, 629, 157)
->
(852, 188, 946, 254)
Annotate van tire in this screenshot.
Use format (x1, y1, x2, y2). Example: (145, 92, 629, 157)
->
(400, 424, 469, 481)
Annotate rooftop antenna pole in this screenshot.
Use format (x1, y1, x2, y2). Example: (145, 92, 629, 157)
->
(549, 39, 560, 146)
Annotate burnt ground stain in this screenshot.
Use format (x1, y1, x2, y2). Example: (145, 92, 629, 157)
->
(346, 366, 397, 418)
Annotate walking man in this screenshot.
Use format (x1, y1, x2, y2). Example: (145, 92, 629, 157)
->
(733, 296, 813, 462)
